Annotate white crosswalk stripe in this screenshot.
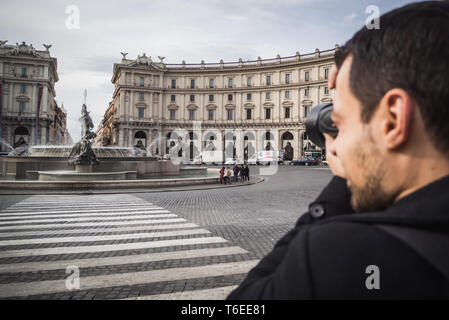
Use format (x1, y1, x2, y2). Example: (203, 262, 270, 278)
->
(0, 195, 254, 299)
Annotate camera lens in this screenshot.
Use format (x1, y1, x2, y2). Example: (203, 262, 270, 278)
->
(305, 103, 338, 148)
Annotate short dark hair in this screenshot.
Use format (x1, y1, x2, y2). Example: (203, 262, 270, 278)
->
(335, 1, 449, 154)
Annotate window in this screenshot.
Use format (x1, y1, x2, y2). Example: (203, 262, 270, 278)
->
(190, 95, 195, 102)
(265, 108, 271, 119)
(228, 78, 233, 88)
(171, 79, 176, 89)
(209, 79, 214, 88)
(228, 94, 233, 101)
(19, 101, 26, 114)
(208, 109, 214, 120)
(305, 71, 310, 81)
(170, 109, 176, 120)
(246, 108, 252, 120)
(139, 92, 144, 101)
(247, 77, 252, 87)
(324, 86, 329, 95)
(209, 94, 214, 102)
(266, 75, 271, 85)
(138, 107, 144, 119)
(305, 88, 309, 97)
(170, 95, 176, 102)
(227, 109, 233, 120)
(265, 132, 271, 140)
(285, 107, 291, 119)
(189, 109, 195, 120)
(285, 91, 290, 99)
(140, 77, 145, 86)
(247, 93, 252, 101)
(286, 73, 291, 84)
(325, 68, 329, 79)
(20, 84, 26, 94)
(21, 68, 27, 77)
(304, 106, 309, 117)
(266, 92, 270, 100)
(190, 79, 195, 89)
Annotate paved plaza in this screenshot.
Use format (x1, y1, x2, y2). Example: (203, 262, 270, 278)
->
(0, 166, 332, 300)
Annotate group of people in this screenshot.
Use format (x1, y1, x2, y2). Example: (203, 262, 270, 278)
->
(219, 164, 250, 184)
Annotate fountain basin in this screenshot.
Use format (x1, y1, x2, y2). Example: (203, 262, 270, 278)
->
(37, 170, 137, 181)
(0, 156, 178, 180)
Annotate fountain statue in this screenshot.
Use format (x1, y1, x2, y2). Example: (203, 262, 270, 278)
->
(68, 103, 99, 171)
(8, 137, 30, 156)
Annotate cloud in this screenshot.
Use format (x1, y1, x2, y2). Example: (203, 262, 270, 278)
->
(344, 12, 358, 22)
(1, 0, 415, 142)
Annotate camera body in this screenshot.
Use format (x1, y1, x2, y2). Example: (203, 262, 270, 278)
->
(305, 103, 338, 148)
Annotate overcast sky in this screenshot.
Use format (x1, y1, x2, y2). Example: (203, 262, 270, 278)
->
(0, 0, 413, 142)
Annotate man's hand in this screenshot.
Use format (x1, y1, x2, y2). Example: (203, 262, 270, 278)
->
(323, 132, 346, 179)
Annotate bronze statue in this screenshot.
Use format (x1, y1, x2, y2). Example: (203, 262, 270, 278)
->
(68, 103, 98, 166)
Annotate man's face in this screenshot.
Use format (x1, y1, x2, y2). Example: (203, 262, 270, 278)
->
(330, 56, 395, 212)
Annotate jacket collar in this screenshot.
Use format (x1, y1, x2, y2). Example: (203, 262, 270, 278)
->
(329, 174, 449, 227)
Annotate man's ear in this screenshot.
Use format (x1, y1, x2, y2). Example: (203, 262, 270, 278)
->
(379, 88, 414, 150)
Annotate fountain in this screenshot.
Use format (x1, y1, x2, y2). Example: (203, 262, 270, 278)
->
(0, 91, 217, 191)
(36, 102, 138, 181)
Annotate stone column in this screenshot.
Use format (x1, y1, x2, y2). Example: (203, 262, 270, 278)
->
(6, 125, 12, 149)
(298, 129, 304, 157)
(119, 91, 125, 117)
(150, 93, 154, 119)
(118, 127, 124, 147)
(161, 131, 167, 155)
(41, 126, 46, 145)
(292, 130, 299, 160)
(42, 86, 48, 113)
(234, 129, 243, 161)
(128, 128, 133, 147)
(9, 82, 14, 113)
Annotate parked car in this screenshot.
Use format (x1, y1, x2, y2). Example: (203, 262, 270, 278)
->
(224, 157, 244, 165)
(247, 151, 283, 165)
(290, 157, 320, 166)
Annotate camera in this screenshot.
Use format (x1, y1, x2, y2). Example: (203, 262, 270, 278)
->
(305, 103, 338, 148)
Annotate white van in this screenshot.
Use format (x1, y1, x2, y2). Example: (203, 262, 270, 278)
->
(248, 151, 283, 165)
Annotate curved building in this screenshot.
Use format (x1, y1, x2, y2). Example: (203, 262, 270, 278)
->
(99, 46, 337, 162)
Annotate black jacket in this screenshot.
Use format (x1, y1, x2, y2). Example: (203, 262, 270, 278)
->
(227, 175, 449, 299)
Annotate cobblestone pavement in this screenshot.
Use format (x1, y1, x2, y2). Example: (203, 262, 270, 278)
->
(0, 165, 332, 300)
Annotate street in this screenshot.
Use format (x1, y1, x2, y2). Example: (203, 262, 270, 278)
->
(0, 166, 332, 299)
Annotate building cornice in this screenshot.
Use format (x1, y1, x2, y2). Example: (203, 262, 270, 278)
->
(111, 48, 337, 83)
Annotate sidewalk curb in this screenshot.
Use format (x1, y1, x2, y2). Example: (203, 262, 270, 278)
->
(0, 176, 265, 195)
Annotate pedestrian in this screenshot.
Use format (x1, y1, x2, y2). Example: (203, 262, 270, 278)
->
(224, 166, 232, 184)
(239, 165, 245, 182)
(219, 166, 225, 184)
(244, 165, 250, 182)
(233, 164, 240, 182)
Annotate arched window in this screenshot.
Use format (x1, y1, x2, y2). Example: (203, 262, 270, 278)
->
(134, 131, 147, 147)
(282, 132, 293, 140)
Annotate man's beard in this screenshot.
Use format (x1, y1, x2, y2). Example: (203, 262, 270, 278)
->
(348, 132, 396, 213)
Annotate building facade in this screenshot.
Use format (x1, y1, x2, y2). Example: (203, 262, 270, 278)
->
(99, 46, 337, 162)
(0, 41, 67, 152)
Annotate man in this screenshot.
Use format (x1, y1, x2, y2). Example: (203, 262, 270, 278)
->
(228, 1, 449, 299)
(233, 163, 240, 182)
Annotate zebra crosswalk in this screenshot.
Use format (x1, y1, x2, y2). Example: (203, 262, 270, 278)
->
(0, 194, 257, 300)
